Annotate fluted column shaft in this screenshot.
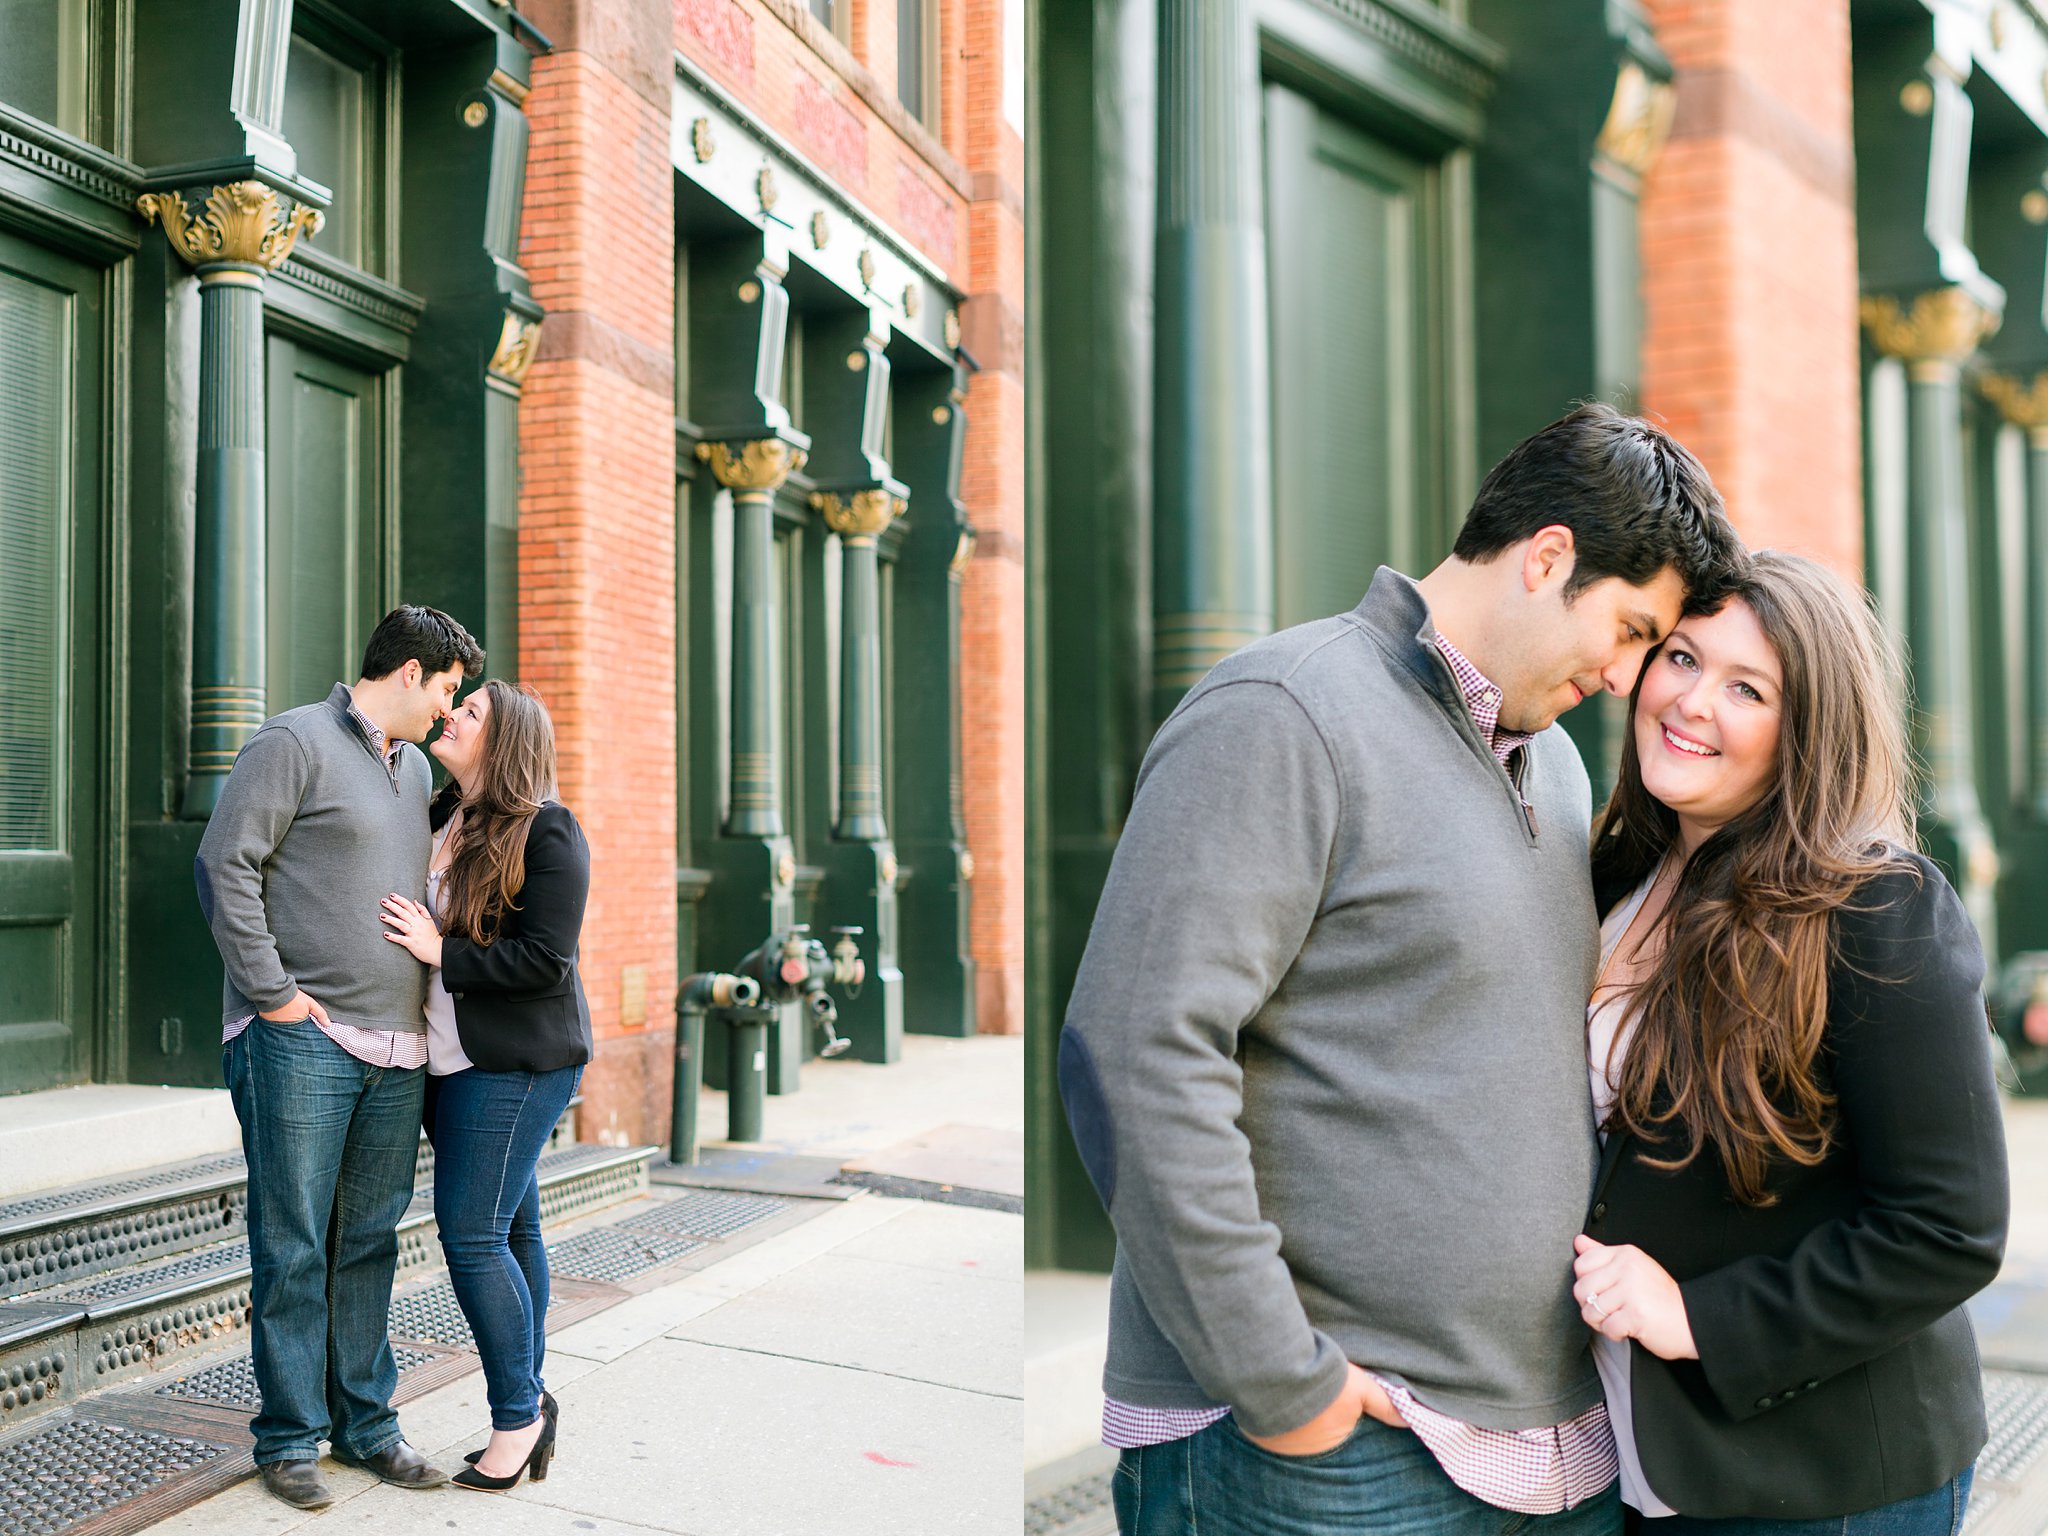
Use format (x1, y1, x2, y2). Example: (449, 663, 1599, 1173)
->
(702, 439, 808, 837)
(184, 268, 270, 815)
(138, 180, 322, 818)
(1866, 287, 2001, 941)
(819, 490, 901, 842)
(1152, 0, 1272, 721)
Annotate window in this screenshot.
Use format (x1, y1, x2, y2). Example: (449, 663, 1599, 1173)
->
(809, 0, 851, 46)
(280, 12, 389, 272)
(898, 0, 939, 131)
(0, 0, 90, 140)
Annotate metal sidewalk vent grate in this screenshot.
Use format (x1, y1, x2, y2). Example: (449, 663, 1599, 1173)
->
(0, 1155, 246, 1229)
(545, 1228, 705, 1283)
(1, 1193, 244, 1299)
(156, 1345, 440, 1411)
(1980, 1370, 2048, 1484)
(617, 1191, 787, 1240)
(57, 1240, 250, 1304)
(0, 1416, 229, 1536)
(388, 1280, 563, 1348)
(1024, 1470, 1115, 1536)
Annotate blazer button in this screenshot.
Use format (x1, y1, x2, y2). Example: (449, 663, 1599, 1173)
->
(1590, 1202, 1608, 1220)
(1755, 1395, 1774, 1409)
(1804, 1380, 1818, 1390)
(451, 992, 463, 1001)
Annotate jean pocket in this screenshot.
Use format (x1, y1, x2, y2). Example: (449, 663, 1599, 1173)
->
(1224, 1412, 1378, 1468)
(261, 1013, 315, 1028)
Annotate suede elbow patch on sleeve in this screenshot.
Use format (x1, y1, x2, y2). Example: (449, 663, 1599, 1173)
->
(1057, 1028, 1117, 1207)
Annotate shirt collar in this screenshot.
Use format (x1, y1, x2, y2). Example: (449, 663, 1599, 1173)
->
(1430, 633, 1533, 767)
(342, 685, 403, 767)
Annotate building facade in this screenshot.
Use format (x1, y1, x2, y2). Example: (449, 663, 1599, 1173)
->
(1026, 0, 2048, 1266)
(0, 0, 1024, 1147)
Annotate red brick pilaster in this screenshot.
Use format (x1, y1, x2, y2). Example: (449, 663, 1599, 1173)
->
(518, 1, 680, 1145)
(1639, 0, 1863, 577)
(959, 0, 1024, 1035)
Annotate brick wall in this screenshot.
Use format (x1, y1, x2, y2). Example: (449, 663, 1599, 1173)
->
(518, 3, 680, 1145)
(1640, 0, 1864, 577)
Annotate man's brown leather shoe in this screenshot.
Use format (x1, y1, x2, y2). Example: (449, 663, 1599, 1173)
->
(259, 1460, 335, 1509)
(333, 1439, 449, 1489)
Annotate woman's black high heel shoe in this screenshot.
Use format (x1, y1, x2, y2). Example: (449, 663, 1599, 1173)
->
(451, 1408, 556, 1492)
(464, 1391, 556, 1467)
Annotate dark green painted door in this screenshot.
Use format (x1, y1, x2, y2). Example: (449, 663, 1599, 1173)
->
(264, 337, 389, 713)
(1264, 86, 1439, 626)
(0, 231, 102, 1093)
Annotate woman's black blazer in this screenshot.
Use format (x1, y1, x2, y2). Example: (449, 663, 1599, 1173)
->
(430, 793, 594, 1075)
(1587, 850, 2007, 1520)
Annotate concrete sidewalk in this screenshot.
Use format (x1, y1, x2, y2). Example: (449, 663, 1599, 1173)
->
(146, 1033, 1024, 1536)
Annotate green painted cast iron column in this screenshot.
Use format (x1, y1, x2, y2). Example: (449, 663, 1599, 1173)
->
(2034, 423, 2048, 823)
(1863, 287, 2002, 943)
(1151, 0, 1272, 720)
(138, 181, 322, 818)
(822, 489, 903, 842)
(701, 438, 809, 837)
(1980, 372, 2048, 824)
(889, 361, 976, 1037)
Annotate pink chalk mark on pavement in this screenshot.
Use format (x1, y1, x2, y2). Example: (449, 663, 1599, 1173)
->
(864, 1451, 918, 1468)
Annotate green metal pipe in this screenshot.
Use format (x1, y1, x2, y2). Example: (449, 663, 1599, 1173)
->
(726, 1014, 769, 1142)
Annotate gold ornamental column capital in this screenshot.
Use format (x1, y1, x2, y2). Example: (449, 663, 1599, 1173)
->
(1860, 287, 2001, 382)
(810, 488, 905, 543)
(136, 181, 324, 282)
(696, 437, 809, 493)
(1595, 60, 1678, 181)
(1980, 371, 2048, 443)
(488, 312, 544, 389)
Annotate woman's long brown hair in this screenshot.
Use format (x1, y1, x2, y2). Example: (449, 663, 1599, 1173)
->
(1591, 551, 1917, 1206)
(437, 679, 559, 947)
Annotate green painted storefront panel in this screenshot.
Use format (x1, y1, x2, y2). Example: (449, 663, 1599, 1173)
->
(265, 337, 386, 716)
(1267, 87, 1432, 625)
(0, 233, 99, 1093)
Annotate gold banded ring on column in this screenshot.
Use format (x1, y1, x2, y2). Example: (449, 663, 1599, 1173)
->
(1153, 611, 1268, 688)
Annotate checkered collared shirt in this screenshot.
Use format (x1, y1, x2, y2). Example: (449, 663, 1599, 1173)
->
(220, 687, 430, 1071)
(1432, 631, 1534, 767)
(1100, 632, 1616, 1513)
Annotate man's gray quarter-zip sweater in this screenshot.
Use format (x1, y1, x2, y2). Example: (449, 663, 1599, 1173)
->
(1058, 566, 1605, 1439)
(196, 683, 433, 1034)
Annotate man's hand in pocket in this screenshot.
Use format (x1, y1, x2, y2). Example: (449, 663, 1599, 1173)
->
(260, 990, 331, 1026)
(1242, 1363, 1406, 1457)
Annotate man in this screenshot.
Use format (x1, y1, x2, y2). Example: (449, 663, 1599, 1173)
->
(196, 606, 485, 1510)
(1058, 404, 1747, 1534)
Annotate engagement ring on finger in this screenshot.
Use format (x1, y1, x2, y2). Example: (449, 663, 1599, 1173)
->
(1588, 1292, 1607, 1319)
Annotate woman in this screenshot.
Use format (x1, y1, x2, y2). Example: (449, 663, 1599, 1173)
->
(1572, 551, 2008, 1531)
(381, 679, 593, 1493)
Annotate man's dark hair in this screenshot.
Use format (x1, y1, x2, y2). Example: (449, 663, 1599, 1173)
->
(1454, 402, 1747, 613)
(359, 605, 485, 682)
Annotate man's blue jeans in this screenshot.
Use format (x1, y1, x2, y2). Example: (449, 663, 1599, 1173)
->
(1114, 1414, 1623, 1536)
(425, 1063, 580, 1430)
(223, 1018, 425, 1467)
